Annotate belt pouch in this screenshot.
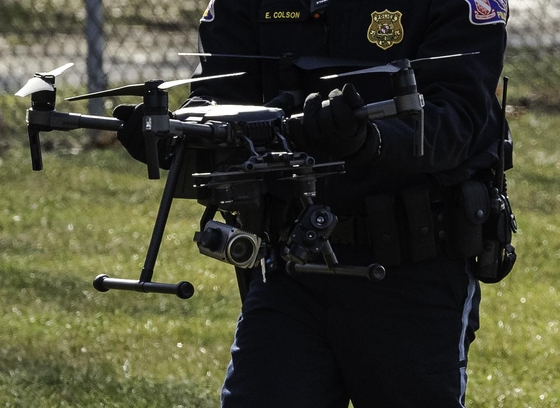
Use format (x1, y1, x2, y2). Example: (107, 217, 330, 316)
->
(366, 194, 402, 266)
(400, 187, 437, 262)
(446, 180, 490, 258)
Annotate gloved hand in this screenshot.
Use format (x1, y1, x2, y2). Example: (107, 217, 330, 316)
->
(113, 103, 175, 170)
(264, 92, 295, 116)
(291, 83, 369, 159)
(113, 103, 147, 163)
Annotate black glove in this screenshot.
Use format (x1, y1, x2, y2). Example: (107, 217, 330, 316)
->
(113, 103, 174, 169)
(264, 92, 296, 117)
(300, 83, 368, 159)
(113, 103, 147, 163)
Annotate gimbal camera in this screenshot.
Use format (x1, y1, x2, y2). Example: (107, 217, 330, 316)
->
(16, 53, 474, 300)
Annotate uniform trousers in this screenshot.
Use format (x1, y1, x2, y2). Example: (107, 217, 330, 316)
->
(221, 251, 480, 408)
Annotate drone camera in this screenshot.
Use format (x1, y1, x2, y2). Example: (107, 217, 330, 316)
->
(285, 205, 338, 264)
(194, 220, 262, 269)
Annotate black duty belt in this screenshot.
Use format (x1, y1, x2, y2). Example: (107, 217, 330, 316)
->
(329, 187, 447, 266)
(329, 180, 494, 266)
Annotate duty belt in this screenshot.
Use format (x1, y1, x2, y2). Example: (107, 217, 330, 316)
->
(329, 180, 493, 266)
(329, 187, 447, 266)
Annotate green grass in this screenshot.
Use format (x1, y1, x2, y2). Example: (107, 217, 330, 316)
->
(1, 109, 560, 407)
(0, 148, 240, 407)
(503, 50, 560, 107)
(466, 110, 560, 407)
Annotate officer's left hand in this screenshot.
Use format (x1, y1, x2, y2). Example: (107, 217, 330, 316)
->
(113, 103, 174, 169)
(292, 83, 368, 159)
(113, 103, 147, 163)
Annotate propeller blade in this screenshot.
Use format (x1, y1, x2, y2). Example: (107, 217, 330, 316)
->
(41, 62, 75, 77)
(15, 77, 55, 97)
(66, 72, 246, 101)
(321, 52, 480, 80)
(181, 52, 380, 71)
(15, 62, 75, 97)
(66, 83, 146, 101)
(179, 52, 277, 60)
(408, 52, 480, 68)
(321, 63, 401, 79)
(158, 71, 246, 90)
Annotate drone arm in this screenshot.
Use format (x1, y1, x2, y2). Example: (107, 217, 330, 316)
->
(293, 92, 421, 122)
(58, 112, 124, 131)
(28, 127, 43, 171)
(414, 109, 425, 157)
(25, 109, 123, 171)
(289, 99, 398, 122)
(353, 99, 398, 120)
(27, 108, 230, 147)
(27, 109, 123, 132)
(43, 112, 230, 140)
(170, 118, 231, 144)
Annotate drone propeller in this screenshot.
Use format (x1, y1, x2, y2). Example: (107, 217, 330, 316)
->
(65, 71, 246, 101)
(181, 51, 479, 79)
(321, 52, 480, 80)
(179, 52, 277, 60)
(15, 63, 75, 97)
(179, 52, 376, 71)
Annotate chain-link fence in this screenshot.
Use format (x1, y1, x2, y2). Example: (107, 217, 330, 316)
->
(1, 0, 559, 139)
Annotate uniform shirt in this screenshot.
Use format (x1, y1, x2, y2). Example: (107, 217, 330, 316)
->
(189, 0, 508, 216)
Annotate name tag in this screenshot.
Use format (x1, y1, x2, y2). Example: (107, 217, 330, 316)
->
(259, 9, 308, 22)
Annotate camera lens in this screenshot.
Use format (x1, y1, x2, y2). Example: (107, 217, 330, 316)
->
(227, 235, 257, 265)
(310, 209, 332, 230)
(303, 230, 318, 246)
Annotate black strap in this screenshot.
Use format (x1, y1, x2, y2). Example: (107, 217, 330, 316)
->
(366, 194, 403, 266)
(400, 187, 437, 262)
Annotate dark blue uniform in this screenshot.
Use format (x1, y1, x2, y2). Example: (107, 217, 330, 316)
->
(189, 0, 508, 406)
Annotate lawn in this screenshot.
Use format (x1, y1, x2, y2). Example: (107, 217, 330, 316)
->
(1, 107, 559, 407)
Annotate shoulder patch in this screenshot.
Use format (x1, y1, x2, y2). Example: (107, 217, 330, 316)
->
(464, 0, 508, 25)
(201, 0, 215, 23)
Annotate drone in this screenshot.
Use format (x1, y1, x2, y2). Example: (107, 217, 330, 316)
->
(15, 52, 475, 300)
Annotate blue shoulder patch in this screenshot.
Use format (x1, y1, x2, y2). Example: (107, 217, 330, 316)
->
(201, 0, 215, 23)
(464, 0, 508, 25)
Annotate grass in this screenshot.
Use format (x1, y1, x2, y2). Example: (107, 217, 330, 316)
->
(503, 49, 560, 107)
(466, 110, 560, 407)
(0, 148, 239, 407)
(1, 108, 559, 407)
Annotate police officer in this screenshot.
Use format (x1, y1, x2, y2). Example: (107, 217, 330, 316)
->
(116, 0, 509, 406)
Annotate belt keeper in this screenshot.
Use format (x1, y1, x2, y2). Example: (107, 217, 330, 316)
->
(366, 194, 402, 266)
(329, 215, 370, 248)
(331, 216, 357, 245)
(400, 187, 437, 262)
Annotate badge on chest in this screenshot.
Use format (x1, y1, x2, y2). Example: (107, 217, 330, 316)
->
(367, 10, 404, 50)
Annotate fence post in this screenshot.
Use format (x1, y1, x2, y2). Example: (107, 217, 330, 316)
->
(84, 0, 108, 143)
